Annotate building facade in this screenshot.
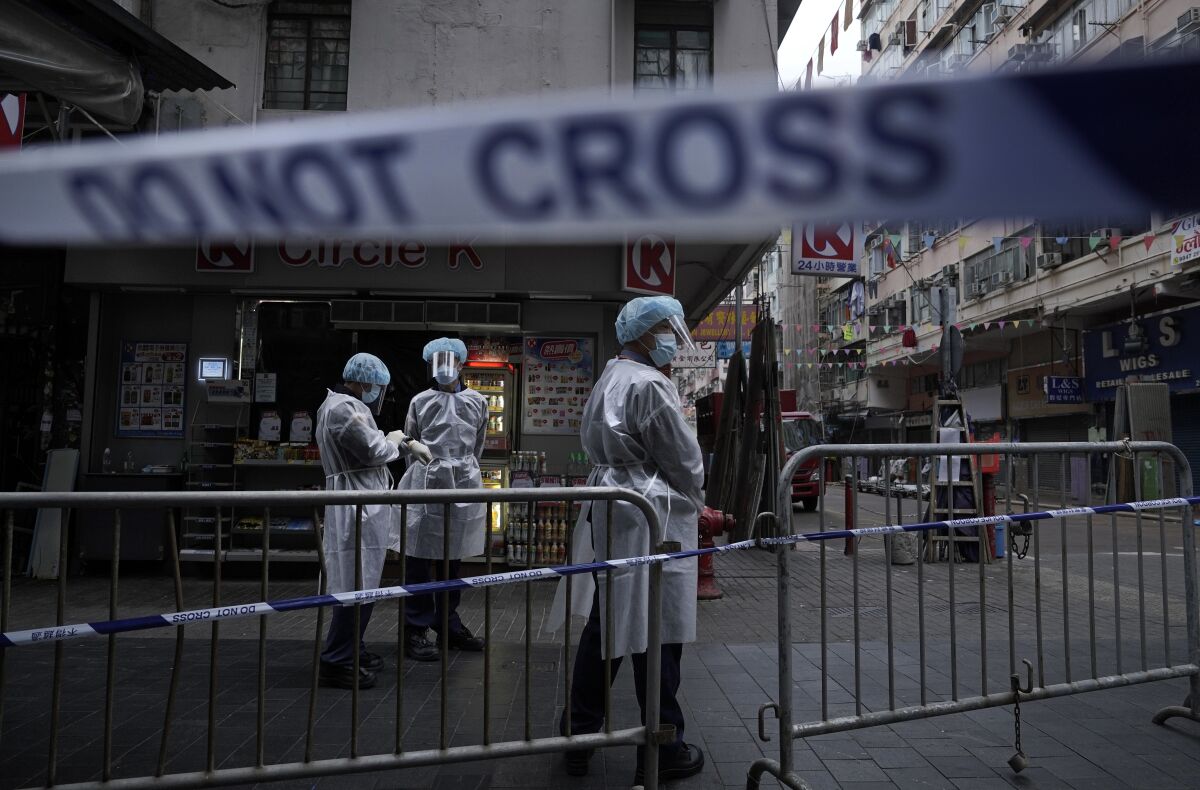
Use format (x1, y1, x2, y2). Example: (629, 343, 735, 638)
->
(824, 0, 1200, 491)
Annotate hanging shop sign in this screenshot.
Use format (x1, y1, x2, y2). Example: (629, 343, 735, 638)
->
(523, 337, 594, 435)
(622, 234, 676, 296)
(1170, 214, 1200, 269)
(716, 340, 753, 359)
(464, 337, 516, 363)
(1044, 375, 1084, 404)
(692, 306, 758, 342)
(116, 341, 187, 438)
(791, 222, 862, 277)
(1084, 305, 1198, 400)
(673, 341, 717, 369)
(1007, 364, 1090, 418)
(0, 93, 25, 149)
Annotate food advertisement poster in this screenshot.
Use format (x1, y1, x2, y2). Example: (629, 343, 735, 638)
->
(117, 341, 187, 438)
(523, 337, 593, 435)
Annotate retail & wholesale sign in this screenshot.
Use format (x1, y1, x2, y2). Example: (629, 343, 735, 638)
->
(1084, 305, 1198, 400)
(1044, 375, 1084, 404)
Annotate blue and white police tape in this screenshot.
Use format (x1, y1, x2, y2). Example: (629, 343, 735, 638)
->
(0, 58, 1197, 245)
(2, 494, 1195, 648)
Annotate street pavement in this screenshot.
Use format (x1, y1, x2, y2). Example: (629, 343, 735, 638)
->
(2, 487, 1198, 789)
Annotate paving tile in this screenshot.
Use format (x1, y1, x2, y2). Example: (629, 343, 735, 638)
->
(868, 747, 935, 769)
(825, 759, 890, 782)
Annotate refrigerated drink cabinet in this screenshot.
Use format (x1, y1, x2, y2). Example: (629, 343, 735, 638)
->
(462, 362, 515, 458)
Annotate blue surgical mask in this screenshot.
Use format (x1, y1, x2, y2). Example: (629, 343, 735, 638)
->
(649, 332, 677, 367)
(434, 371, 459, 386)
(361, 384, 380, 404)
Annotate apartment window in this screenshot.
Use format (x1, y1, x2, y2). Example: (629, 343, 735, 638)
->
(263, 2, 350, 111)
(636, 27, 713, 90)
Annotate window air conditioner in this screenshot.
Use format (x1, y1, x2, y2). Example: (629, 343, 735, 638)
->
(856, 39, 870, 51)
(945, 53, 971, 70)
(1037, 252, 1064, 269)
(995, 9, 1013, 25)
(1008, 43, 1031, 61)
(941, 264, 956, 280)
(968, 282, 985, 297)
(1178, 8, 1200, 35)
(888, 33, 903, 46)
(997, 271, 1014, 286)
(1027, 42, 1056, 61)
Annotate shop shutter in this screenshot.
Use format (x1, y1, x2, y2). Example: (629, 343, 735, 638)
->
(1020, 415, 1091, 495)
(1170, 394, 1200, 496)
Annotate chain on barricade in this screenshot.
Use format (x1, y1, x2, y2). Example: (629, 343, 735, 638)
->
(1007, 659, 1034, 774)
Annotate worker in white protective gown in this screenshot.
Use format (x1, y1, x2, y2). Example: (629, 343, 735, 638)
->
(551, 296, 706, 784)
(392, 337, 489, 661)
(316, 352, 432, 690)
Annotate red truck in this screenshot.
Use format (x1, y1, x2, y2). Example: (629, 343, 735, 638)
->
(783, 410, 823, 511)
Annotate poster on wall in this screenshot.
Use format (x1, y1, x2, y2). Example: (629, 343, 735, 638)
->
(523, 337, 594, 435)
(117, 341, 187, 438)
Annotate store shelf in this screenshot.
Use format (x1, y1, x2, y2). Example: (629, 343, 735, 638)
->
(234, 460, 323, 468)
(474, 387, 505, 394)
(488, 408, 505, 414)
(183, 515, 232, 523)
(179, 548, 319, 563)
(190, 463, 233, 470)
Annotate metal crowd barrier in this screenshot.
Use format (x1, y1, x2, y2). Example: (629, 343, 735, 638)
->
(0, 486, 668, 790)
(748, 441, 1200, 790)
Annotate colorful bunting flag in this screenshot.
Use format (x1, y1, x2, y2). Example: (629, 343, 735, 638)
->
(1019, 236, 1033, 249)
(1088, 235, 1101, 251)
(844, 0, 854, 29)
(993, 236, 1004, 253)
(805, 59, 813, 89)
(831, 11, 839, 54)
(1055, 235, 1069, 245)
(1110, 234, 1122, 249)
(999, 320, 1007, 329)
(923, 233, 936, 249)
(818, 37, 825, 73)
(1143, 233, 1157, 251)
(958, 236, 971, 253)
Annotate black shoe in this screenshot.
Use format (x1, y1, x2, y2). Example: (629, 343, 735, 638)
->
(359, 650, 383, 671)
(565, 748, 594, 777)
(405, 630, 440, 662)
(634, 743, 705, 784)
(441, 627, 485, 652)
(319, 661, 377, 690)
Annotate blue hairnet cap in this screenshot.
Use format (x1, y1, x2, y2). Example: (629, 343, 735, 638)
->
(615, 296, 685, 344)
(422, 337, 468, 363)
(342, 352, 390, 385)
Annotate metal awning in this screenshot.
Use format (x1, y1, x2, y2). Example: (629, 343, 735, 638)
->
(0, 0, 234, 126)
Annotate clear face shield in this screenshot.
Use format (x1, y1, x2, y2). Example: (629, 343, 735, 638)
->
(431, 351, 462, 386)
(359, 382, 389, 416)
(664, 314, 696, 351)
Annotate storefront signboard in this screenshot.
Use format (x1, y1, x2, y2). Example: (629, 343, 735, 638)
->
(622, 234, 676, 296)
(716, 341, 753, 359)
(523, 337, 594, 435)
(464, 337, 515, 363)
(116, 341, 187, 438)
(1008, 364, 1091, 417)
(1170, 214, 1200, 268)
(1084, 305, 1197, 400)
(692, 306, 758, 342)
(673, 341, 717, 369)
(197, 239, 255, 272)
(791, 222, 861, 277)
(1044, 375, 1083, 404)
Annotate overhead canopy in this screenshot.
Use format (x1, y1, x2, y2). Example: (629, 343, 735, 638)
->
(0, 0, 233, 126)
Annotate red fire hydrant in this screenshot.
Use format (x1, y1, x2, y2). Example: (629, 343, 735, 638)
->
(697, 507, 735, 600)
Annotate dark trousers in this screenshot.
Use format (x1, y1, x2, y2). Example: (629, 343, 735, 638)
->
(320, 602, 374, 667)
(404, 555, 465, 634)
(560, 588, 686, 754)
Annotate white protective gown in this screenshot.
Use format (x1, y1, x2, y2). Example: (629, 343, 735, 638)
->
(392, 386, 489, 559)
(315, 390, 401, 595)
(551, 358, 705, 658)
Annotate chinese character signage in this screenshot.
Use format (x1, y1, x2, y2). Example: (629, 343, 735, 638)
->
(523, 338, 594, 435)
(674, 341, 717, 369)
(692, 306, 758, 342)
(117, 342, 187, 438)
(791, 222, 861, 277)
(1044, 376, 1083, 404)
